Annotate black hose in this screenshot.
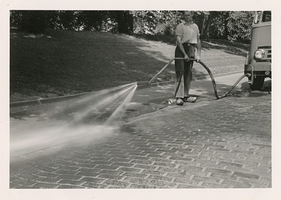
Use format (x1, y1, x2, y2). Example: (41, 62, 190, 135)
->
(195, 59, 220, 99)
(190, 59, 249, 99)
(174, 71, 183, 97)
(149, 57, 249, 100)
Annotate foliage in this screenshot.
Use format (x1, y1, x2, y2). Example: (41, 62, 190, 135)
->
(131, 11, 181, 35)
(10, 10, 254, 42)
(207, 12, 228, 39)
(204, 11, 253, 42)
(227, 11, 254, 42)
(10, 11, 50, 33)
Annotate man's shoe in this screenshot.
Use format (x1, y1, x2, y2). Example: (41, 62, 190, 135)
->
(176, 98, 184, 106)
(184, 96, 197, 103)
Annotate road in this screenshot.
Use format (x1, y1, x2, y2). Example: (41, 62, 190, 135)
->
(9, 72, 272, 190)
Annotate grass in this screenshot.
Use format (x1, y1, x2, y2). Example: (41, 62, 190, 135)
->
(10, 28, 249, 102)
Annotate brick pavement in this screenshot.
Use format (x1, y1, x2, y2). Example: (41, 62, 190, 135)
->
(10, 92, 271, 189)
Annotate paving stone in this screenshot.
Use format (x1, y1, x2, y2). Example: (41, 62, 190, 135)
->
(192, 175, 222, 183)
(72, 162, 96, 169)
(118, 167, 142, 173)
(98, 173, 122, 180)
(218, 161, 243, 168)
(166, 171, 192, 179)
(173, 177, 201, 186)
(55, 169, 79, 175)
(129, 159, 154, 165)
(200, 182, 229, 188)
(173, 160, 200, 166)
(221, 179, 253, 188)
(134, 164, 158, 170)
(178, 165, 204, 172)
(111, 162, 135, 168)
(57, 179, 85, 185)
(170, 158, 195, 164)
(123, 172, 149, 179)
(33, 171, 60, 178)
(32, 182, 59, 189)
(147, 175, 174, 182)
(56, 184, 85, 188)
(148, 157, 171, 162)
(75, 169, 100, 177)
(177, 184, 203, 188)
(80, 177, 105, 184)
(34, 165, 57, 173)
(35, 176, 62, 183)
(55, 174, 83, 181)
(93, 165, 120, 171)
(142, 169, 167, 176)
(129, 184, 158, 188)
(124, 177, 177, 188)
(232, 171, 260, 180)
(152, 158, 177, 165)
(81, 182, 108, 188)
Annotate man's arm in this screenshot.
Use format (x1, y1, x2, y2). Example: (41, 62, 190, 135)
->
(196, 34, 201, 61)
(176, 35, 189, 60)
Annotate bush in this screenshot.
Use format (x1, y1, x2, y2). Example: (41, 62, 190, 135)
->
(11, 11, 49, 34)
(227, 11, 253, 42)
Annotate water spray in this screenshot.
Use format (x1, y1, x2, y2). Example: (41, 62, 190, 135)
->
(105, 82, 138, 125)
(50, 82, 138, 123)
(148, 57, 250, 100)
(10, 82, 139, 158)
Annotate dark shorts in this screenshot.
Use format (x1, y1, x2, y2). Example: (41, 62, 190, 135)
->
(175, 43, 196, 71)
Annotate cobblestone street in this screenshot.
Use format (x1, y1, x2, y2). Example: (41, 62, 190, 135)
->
(10, 88, 271, 189)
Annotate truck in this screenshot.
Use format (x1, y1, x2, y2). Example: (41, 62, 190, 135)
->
(244, 11, 271, 90)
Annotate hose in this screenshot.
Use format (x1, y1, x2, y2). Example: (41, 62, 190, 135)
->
(149, 57, 250, 100)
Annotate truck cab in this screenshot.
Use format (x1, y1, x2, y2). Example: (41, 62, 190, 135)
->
(244, 11, 271, 90)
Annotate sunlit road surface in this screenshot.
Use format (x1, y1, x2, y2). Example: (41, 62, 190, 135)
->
(9, 72, 271, 189)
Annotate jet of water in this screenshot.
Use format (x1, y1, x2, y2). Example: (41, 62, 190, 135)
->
(51, 82, 138, 124)
(105, 82, 138, 125)
(10, 82, 139, 160)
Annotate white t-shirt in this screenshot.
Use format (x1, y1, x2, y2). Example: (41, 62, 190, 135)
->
(175, 22, 200, 44)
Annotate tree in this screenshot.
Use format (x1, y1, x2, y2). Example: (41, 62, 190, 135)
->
(227, 11, 253, 42)
(10, 10, 253, 42)
(11, 11, 49, 33)
(131, 11, 182, 35)
(76, 11, 112, 31)
(115, 11, 133, 34)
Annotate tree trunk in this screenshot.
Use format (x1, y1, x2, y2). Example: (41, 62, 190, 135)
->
(201, 13, 207, 40)
(224, 12, 230, 40)
(204, 12, 213, 41)
(116, 11, 133, 34)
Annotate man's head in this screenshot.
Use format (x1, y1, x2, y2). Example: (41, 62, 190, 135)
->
(182, 11, 194, 23)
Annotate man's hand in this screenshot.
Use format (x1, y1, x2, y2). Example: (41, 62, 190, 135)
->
(196, 55, 200, 62)
(184, 53, 189, 61)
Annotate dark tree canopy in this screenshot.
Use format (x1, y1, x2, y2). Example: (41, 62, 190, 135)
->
(10, 10, 254, 42)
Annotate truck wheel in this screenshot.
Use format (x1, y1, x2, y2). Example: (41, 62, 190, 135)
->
(250, 76, 265, 90)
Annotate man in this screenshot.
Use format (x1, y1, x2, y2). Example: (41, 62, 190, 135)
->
(174, 11, 201, 105)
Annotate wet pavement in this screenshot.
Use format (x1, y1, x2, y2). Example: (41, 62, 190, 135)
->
(9, 73, 272, 189)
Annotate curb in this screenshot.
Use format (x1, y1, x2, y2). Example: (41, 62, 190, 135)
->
(10, 71, 243, 108)
(9, 81, 174, 108)
(10, 92, 92, 107)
